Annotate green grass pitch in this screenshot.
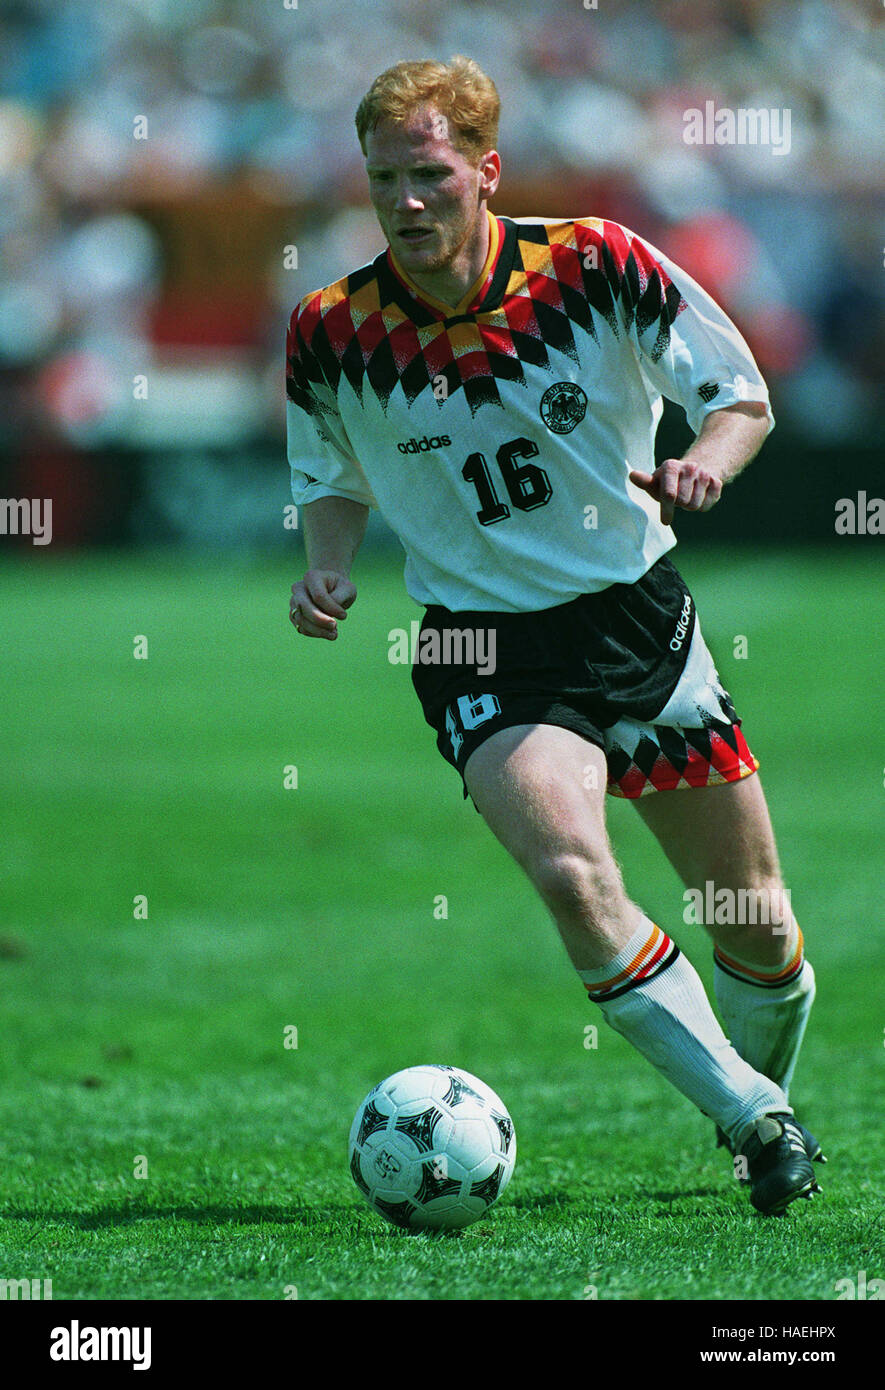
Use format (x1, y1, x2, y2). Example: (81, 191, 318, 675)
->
(1, 547, 882, 1300)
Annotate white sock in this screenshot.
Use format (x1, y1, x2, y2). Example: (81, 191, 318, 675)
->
(713, 918, 815, 1100)
(580, 917, 790, 1149)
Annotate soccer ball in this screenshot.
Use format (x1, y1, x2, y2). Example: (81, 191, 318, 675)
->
(348, 1064, 516, 1231)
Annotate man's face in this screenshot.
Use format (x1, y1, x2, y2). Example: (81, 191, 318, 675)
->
(364, 107, 499, 276)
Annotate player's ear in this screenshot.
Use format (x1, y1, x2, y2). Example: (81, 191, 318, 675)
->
(478, 149, 501, 199)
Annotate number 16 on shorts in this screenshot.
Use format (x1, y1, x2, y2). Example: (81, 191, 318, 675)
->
(445, 693, 502, 759)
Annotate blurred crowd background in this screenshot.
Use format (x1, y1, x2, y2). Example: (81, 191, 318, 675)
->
(1, 0, 882, 548)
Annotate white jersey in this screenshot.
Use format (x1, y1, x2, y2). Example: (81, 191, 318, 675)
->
(286, 212, 773, 612)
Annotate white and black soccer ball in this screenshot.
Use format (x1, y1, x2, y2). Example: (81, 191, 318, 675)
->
(348, 1064, 516, 1231)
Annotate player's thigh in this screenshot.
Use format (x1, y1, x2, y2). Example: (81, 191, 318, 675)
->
(632, 771, 781, 887)
(463, 723, 626, 910)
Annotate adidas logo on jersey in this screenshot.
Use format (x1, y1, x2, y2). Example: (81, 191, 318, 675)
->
(396, 435, 452, 454)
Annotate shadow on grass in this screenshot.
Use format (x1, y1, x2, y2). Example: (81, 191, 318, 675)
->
(4, 1186, 728, 1232)
(507, 1192, 579, 1211)
(645, 1187, 723, 1202)
(2, 1202, 359, 1230)
(509, 1188, 725, 1210)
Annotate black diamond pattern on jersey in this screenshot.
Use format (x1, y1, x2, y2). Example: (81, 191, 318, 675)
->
(607, 240, 683, 361)
(400, 351, 433, 406)
(511, 222, 550, 246)
(531, 299, 582, 366)
(340, 331, 371, 399)
(288, 219, 686, 419)
(463, 374, 507, 415)
(285, 342, 323, 416)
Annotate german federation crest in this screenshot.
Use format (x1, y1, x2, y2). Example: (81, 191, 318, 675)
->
(540, 381, 588, 434)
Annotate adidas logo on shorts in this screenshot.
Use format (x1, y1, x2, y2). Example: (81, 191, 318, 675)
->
(669, 594, 693, 652)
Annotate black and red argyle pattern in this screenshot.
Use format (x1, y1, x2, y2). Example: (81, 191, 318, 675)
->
(607, 719, 760, 798)
(286, 218, 687, 419)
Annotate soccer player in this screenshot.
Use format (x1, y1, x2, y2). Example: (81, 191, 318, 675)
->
(285, 57, 823, 1215)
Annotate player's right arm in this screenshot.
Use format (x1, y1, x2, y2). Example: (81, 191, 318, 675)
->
(290, 496, 368, 640)
(286, 298, 377, 641)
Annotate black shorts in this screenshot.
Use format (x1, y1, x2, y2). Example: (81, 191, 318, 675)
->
(410, 556, 758, 799)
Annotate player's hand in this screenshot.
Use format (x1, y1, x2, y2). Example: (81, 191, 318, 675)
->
(289, 570, 356, 640)
(629, 460, 723, 527)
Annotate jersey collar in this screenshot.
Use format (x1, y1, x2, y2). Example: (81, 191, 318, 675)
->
(387, 210, 503, 319)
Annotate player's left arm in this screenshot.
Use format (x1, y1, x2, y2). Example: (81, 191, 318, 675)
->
(629, 400, 770, 527)
(609, 222, 775, 528)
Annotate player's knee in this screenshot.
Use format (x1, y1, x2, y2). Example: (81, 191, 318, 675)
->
(744, 873, 791, 930)
(532, 849, 622, 922)
(711, 873, 795, 956)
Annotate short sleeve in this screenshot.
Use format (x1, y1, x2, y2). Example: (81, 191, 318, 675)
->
(609, 224, 775, 437)
(286, 301, 379, 509)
